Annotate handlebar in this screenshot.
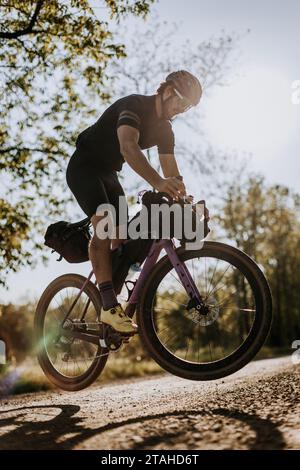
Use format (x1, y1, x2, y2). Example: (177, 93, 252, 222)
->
(158, 192, 210, 221)
(159, 192, 192, 204)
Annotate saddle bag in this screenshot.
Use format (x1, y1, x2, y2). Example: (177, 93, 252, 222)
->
(44, 219, 91, 263)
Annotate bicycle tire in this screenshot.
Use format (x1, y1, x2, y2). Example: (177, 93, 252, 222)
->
(34, 273, 108, 391)
(137, 241, 272, 381)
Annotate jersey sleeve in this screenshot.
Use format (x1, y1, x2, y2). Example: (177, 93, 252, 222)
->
(157, 121, 175, 155)
(116, 96, 142, 131)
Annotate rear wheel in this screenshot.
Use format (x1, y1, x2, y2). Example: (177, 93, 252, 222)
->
(137, 241, 272, 380)
(34, 274, 108, 391)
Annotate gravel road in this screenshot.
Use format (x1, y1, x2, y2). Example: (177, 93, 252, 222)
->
(0, 356, 299, 450)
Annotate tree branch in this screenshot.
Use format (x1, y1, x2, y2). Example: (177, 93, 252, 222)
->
(0, 1, 44, 39)
(0, 146, 61, 156)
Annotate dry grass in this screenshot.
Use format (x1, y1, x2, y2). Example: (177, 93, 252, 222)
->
(0, 347, 289, 396)
(0, 356, 163, 395)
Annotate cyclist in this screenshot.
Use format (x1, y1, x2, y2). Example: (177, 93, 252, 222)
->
(66, 70, 202, 335)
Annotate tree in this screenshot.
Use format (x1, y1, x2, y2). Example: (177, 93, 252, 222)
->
(217, 175, 300, 347)
(0, 301, 35, 362)
(0, 0, 154, 285)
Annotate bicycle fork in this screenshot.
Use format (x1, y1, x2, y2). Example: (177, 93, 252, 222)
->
(163, 240, 206, 311)
(128, 239, 205, 311)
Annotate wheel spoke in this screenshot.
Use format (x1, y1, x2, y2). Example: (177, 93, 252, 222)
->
(208, 338, 213, 362)
(204, 257, 208, 297)
(206, 258, 220, 299)
(212, 289, 239, 309)
(163, 331, 180, 347)
(197, 324, 200, 363)
(205, 263, 233, 300)
(41, 283, 103, 382)
(170, 271, 185, 289)
(150, 251, 261, 368)
(219, 305, 256, 312)
(184, 339, 191, 361)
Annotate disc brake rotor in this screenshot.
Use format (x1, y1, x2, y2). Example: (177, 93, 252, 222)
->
(187, 297, 220, 326)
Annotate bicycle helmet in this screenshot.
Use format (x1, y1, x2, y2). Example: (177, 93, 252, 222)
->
(166, 70, 202, 107)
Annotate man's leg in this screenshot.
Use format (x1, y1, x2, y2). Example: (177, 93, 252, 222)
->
(111, 224, 127, 251)
(89, 213, 118, 310)
(89, 214, 137, 333)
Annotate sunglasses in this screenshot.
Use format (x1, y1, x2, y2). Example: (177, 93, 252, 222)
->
(173, 87, 193, 112)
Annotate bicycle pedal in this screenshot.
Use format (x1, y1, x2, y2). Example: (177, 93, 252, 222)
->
(121, 332, 136, 343)
(120, 329, 138, 338)
(102, 325, 122, 351)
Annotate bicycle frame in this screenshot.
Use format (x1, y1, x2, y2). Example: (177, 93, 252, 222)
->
(60, 239, 204, 345)
(125, 239, 204, 313)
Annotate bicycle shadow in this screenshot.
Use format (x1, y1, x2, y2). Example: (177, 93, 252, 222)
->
(132, 407, 285, 450)
(0, 403, 285, 450)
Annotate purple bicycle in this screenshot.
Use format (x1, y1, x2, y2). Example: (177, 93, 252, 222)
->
(35, 200, 272, 391)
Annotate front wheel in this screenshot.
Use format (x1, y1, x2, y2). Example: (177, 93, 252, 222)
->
(137, 241, 272, 381)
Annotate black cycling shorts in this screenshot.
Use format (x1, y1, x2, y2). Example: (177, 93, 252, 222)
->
(66, 150, 128, 224)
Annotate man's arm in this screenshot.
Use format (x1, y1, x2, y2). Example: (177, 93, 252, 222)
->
(159, 153, 187, 194)
(117, 125, 185, 199)
(117, 125, 162, 188)
(159, 153, 181, 178)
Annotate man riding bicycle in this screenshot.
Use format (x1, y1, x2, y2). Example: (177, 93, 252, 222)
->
(66, 70, 202, 335)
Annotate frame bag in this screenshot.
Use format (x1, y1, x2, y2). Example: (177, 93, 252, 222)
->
(44, 220, 91, 263)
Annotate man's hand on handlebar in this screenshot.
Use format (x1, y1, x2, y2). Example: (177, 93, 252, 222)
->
(185, 194, 194, 204)
(156, 177, 186, 200)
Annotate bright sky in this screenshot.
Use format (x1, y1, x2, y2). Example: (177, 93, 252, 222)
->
(1, 0, 300, 304)
(158, 0, 300, 191)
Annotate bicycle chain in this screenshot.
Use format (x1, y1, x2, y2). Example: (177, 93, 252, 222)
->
(60, 320, 129, 361)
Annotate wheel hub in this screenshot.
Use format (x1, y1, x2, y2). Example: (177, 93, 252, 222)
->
(187, 297, 219, 326)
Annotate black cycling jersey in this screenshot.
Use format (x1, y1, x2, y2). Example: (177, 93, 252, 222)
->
(67, 94, 175, 220)
(75, 94, 175, 171)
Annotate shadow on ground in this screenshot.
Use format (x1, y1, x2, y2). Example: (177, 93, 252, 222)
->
(0, 404, 285, 450)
